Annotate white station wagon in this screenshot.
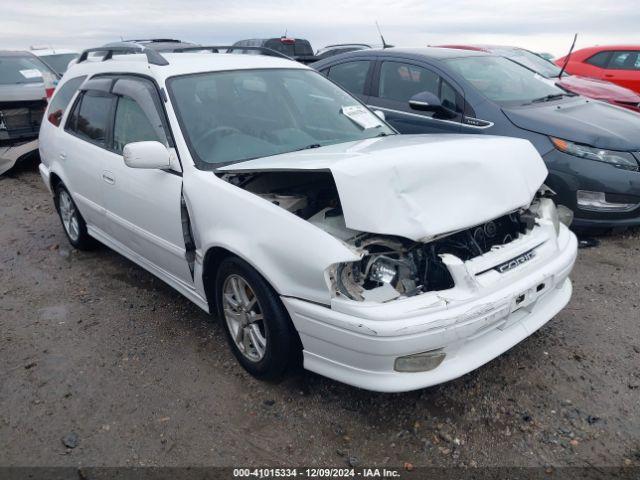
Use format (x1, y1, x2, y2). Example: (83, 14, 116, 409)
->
(38, 44, 578, 392)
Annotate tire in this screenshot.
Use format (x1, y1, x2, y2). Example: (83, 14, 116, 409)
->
(215, 256, 299, 381)
(54, 184, 95, 250)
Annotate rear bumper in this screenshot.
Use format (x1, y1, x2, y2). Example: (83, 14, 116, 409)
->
(0, 139, 38, 175)
(283, 227, 578, 392)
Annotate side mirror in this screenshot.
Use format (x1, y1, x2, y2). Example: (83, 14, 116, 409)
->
(409, 91, 458, 119)
(374, 110, 386, 121)
(408, 91, 442, 111)
(123, 141, 171, 170)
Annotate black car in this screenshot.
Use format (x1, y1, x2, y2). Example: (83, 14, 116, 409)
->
(315, 43, 372, 60)
(233, 37, 318, 64)
(312, 48, 640, 232)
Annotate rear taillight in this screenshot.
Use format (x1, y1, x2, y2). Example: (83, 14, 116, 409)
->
(48, 109, 63, 127)
(45, 87, 55, 100)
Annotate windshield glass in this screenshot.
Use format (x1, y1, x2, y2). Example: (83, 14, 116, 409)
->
(168, 68, 394, 168)
(39, 53, 78, 75)
(0, 55, 46, 85)
(495, 48, 562, 78)
(445, 56, 566, 105)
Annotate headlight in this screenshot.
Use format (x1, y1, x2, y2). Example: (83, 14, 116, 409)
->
(550, 137, 639, 171)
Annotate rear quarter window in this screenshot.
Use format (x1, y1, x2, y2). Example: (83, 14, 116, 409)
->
(585, 51, 612, 68)
(47, 76, 86, 126)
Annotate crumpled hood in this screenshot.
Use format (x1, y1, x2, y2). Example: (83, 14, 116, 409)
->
(502, 97, 640, 151)
(559, 75, 640, 103)
(217, 135, 548, 242)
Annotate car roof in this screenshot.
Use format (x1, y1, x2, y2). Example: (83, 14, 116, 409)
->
(579, 45, 640, 51)
(31, 48, 78, 56)
(348, 46, 491, 61)
(0, 50, 41, 57)
(65, 52, 309, 83)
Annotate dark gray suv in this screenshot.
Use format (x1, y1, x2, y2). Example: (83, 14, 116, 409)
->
(312, 47, 640, 232)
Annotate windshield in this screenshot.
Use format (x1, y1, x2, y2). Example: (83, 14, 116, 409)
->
(39, 53, 78, 75)
(168, 68, 394, 168)
(0, 55, 46, 85)
(445, 56, 567, 105)
(495, 48, 562, 78)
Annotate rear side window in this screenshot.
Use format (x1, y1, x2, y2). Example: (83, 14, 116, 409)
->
(609, 51, 640, 70)
(585, 51, 612, 68)
(66, 91, 113, 147)
(379, 62, 439, 102)
(47, 76, 86, 126)
(327, 61, 371, 95)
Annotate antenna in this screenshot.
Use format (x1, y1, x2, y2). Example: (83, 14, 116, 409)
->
(375, 21, 391, 49)
(558, 33, 578, 79)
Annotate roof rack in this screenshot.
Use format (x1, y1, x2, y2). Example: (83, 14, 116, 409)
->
(76, 43, 169, 66)
(170, 45, 292, 60)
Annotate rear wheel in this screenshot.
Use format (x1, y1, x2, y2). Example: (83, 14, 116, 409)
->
(215, 256, 299, 380)
(54, 184, 94, 250)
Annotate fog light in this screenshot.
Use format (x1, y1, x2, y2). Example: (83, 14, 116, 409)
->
(556, 205, 574, 227)
(576, 190, 638, 212)
(394, 349, 446, 372)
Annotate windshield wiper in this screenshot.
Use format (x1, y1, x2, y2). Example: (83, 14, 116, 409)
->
(294, 143, 322, 151)
(527, 93, 573, 104)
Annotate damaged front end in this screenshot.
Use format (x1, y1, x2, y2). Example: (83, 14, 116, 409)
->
(219, 164, 571, 304)
(331, 211, 539, 302)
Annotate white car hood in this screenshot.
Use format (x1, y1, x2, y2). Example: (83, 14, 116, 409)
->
(217, 134, 548, 242)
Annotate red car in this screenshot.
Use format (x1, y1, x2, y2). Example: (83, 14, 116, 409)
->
(437, 44, 640, 113)
(555, 45, 640, 95)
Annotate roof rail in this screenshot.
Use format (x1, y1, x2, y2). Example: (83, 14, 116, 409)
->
(170, 45, 292, 60)
(76, 42, 169, 66)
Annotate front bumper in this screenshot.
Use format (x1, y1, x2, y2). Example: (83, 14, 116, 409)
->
(543, 149, 640, 229)
(0, 139, 38, 175)
(283, 225, 578, 392)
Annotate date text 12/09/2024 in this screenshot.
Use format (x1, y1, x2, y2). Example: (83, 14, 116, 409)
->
(233, 468, 403, 478)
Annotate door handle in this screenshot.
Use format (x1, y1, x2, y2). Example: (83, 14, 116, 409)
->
(59, 152, 66, 161)
(102, 171, 115, 185)
(604, 74, 614, 78)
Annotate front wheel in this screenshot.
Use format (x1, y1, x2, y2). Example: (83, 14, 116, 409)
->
(54, 184, 95, 250)
(215, 256, 299, 380)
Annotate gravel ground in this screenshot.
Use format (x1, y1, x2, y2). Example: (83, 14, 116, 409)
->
(1, 163, 639, 469)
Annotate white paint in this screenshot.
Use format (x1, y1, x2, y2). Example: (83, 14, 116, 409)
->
(38, 52, 578, 392)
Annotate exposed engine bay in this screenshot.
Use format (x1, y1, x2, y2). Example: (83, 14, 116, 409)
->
(220, 170, 543, 303)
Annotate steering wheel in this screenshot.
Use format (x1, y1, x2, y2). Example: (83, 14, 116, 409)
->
(195, 126, 242, 151)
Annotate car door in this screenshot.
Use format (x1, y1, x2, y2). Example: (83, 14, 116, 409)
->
(367, 59, 464, 134)
(602, 51, 640, 93)
(101, 76, 193, 285)
(61, 80, 116, 231)
(323, 59, 373, 104)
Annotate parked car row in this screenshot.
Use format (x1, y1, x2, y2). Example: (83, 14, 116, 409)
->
(312, 46, 640, 232)
(3, 36, 639, 393)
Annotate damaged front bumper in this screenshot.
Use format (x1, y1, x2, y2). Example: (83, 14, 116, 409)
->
(0, 139, 38, 175)
(282, 223, 577, 392)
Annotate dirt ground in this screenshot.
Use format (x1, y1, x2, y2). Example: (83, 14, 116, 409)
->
(1, 162, 639, 469)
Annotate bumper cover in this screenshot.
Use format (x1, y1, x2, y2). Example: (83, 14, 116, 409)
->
(283, 226, 577, 392)
(0, 139, 38, 175)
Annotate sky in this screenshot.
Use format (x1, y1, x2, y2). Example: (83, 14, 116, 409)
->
(1, 0, 638, 57)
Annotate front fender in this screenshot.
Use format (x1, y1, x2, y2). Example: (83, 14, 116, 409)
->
(184, 170, 360, 306)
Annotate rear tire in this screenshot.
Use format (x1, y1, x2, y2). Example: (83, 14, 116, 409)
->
(215, 256, 299, 381)
(54, 184, 95, 250)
